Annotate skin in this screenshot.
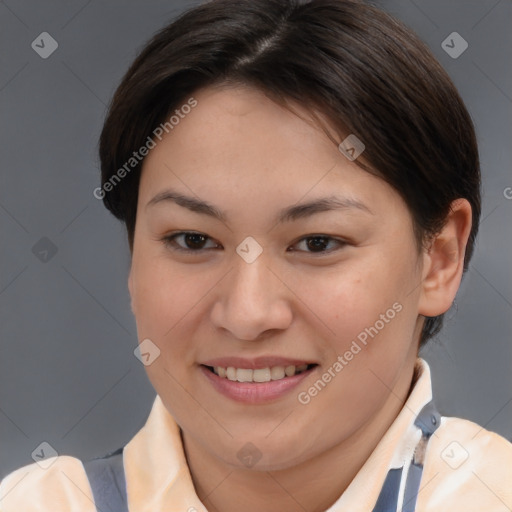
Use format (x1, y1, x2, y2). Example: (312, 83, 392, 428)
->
(128, 84, 472, 512)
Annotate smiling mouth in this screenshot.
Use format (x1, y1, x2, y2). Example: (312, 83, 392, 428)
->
(202, 363, 317, 383)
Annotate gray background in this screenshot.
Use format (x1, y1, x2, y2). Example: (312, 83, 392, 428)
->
(0, 0, 511, 478)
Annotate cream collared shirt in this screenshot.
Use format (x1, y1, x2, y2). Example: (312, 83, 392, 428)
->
(1, 359, 511, 511)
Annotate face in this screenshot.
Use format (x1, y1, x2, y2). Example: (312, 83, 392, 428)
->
(129, 84, 426, 470)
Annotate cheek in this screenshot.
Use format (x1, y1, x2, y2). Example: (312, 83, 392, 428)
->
(290, 256, 411, 351)
(130, 258, 208, 411)
(131, 256, 206, 342)
(293, 264, 418, 441)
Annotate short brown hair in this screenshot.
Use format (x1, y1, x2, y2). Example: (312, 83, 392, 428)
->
(98, 0, 481, 346)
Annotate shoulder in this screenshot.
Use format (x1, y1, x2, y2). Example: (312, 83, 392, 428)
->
(419, 416, 512, 511)
(0, 455, 96, 512)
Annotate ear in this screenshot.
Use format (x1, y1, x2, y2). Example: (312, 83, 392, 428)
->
(418, 198, 473, 317)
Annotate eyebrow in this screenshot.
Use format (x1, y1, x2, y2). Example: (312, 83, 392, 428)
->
(145, 189, 374, 224)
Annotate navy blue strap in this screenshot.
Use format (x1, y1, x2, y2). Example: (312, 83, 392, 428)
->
(413, 400, 441, 436)
(372, 400, 441, 512)
(82, 447, 128, 512)
(372, 468, 403, 511)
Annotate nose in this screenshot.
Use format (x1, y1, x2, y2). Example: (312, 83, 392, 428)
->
(210, 253, 293, 341)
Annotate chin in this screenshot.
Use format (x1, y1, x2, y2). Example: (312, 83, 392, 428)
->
(221, 438, 314, 472)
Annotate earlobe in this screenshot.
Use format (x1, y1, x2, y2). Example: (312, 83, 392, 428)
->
(418, 199, 473, 317)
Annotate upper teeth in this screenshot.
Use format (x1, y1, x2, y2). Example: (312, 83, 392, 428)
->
(213, 364, 309, 383)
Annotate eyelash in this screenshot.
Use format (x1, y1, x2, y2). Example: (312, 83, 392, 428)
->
(161, 231, 347, 255)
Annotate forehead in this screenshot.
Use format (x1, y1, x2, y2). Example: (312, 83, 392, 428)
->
(138, 85, 404, 220)
(161, 85, 338, 168)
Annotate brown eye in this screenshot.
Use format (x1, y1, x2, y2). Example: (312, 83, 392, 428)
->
(291, 235, 346, 254)
(183, 233, 207, 249)
(306, 236, 330, 252)
(162, 232, 219, 252)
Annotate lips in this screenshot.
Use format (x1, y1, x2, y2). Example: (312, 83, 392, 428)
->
(199, 356, 318, 403)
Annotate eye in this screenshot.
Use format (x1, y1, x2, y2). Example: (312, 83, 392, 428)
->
(161, 232, 346, 255)
(161, 231, 220, 252)
(290, 235, 347, 254)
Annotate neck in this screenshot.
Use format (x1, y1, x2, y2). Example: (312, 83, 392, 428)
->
(182, 363, 417, 512)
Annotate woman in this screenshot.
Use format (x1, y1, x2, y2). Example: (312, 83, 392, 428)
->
(1, 0, 511, 510)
